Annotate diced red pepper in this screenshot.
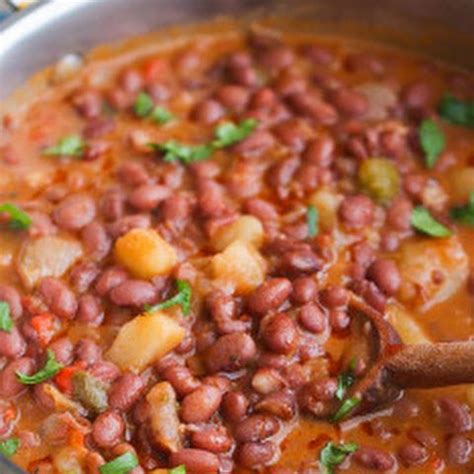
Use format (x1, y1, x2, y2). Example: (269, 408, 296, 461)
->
(54, 361, 87, 394)
(143, 57, 169, 82)
(30, 313, 57, 347)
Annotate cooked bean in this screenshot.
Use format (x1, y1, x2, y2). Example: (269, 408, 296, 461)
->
(386, 197, 413, 231)
(258, 45, 294, 69)
(70, 262, 100, 293)
(92, 411, 125, 448)
(232, 130, 275, 156)
(291, 277, 317, 304)
(120, 68, 143, 93)
(170, 449, 219, 473)
(0, 285, 22, 319)
(49, 337, 73, 365)
(81, 221, 111, 262)
(367, 259, 401, 296)
(248, 278, 292, 315)
(339, 194, 375, 228)
(190, 426, 232, 453)
(191, 99, 225, 124)
(0, 327, 26, 359)
(273, 119, 308, 152)
(303, 136, 335, 168)
(205, 333, 257, 373)
(161, 364, 200, 397)
(298, 378, 338, 417)
(255, 389, 296, 420)
(251, 368, 286, 395)
(436, 397, 472, 433)
(320, 285, 349, 308)
(353, 447, 396, 471)
(39, 277, 78, 319)
(287, 92, 338, 124)
(398, 442, 428, 467)
(75, 338, 101, 365)
(95, 266, 129, 297)
(401, 80, 433, 109)
(261, 313, 298, 355)
(298, 303, 326, 334)
(234, 414, 279, 443)
(100, 188, 125, 221)
(72, 89, 103, 119)
(107, 214, 151, 238)
(89, 361, 121, 385)
(77, 294, 104, 326)
(215, 85, 250, 112)
(180, 384, 222, 423)
(109, 373, 145, 411)
(198, 179, 229, 218)
(109, 280, 157, 307)
(237, 441, 276, 469)
(345, 53, 385, 75)
(447, 435, 472, 465)
(53, 193, 96, 231)
(128, 184, 171, 211)
(281, 249, 323, 275)
(0, 358, 35, 398)
(328, 88, 369, 117)
(302, 43, 333, 64)
(221, 391, 249, 423)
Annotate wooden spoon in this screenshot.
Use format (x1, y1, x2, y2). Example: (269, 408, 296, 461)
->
(338, 297, 474, 419)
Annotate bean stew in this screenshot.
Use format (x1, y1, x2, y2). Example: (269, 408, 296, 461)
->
(0, 20, 473, 474)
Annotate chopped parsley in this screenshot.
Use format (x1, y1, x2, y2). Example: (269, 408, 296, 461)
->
(145, 280, 192, 316)
(306, 205, 319, 238)
(0, 438, 20, 458)
(319, 441, 358, 474)
(411, 206, 452, 237)
(43, 135, 86, 157)
(99, 452, 139, 474)
(134, 92, 175, 124)
(212, 118, 258, 148)
(0, 203, 32, 230)
(331, 396, 361, 423)
(451, 191, 474, 226)
(0, 302, 13, 333)
(438, 94, 474, 128)
(16, 349, 63, 385)
(419, 118, 445, 169)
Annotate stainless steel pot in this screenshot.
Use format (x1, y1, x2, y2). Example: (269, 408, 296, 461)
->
(0, 0, 473, 472)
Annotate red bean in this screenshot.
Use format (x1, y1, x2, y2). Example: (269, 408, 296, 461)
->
(301, 43, 334, 65)
(447, 435, 472, 465)
(119, 68, 143, 93)
(234, 414, 279, 443)
(274, 72, 307, 97)
(298, 378, 338, 417)
(401, 81, 433, 110)
(0, 327, 26, 359)
(251, 368, 286, 395)
(345, 53, 385, 75)
(92, 411, 125, 448)
(109, 280, 157, 307)
(100, 188, 125, 221)
(261, 313, 298, 355)
(303, 136, 335, 168)
(0, 285, 22, 319)
(298, 303, 327, 334)
(255, 389, 296, 420)
(367, 259, 401, 296)
(436, 397, 472, 433)
(70, 262, 100, 294)
(353, 447, 396, 471)
(244, 198, 279, 223)
(72, 89, 103, 119)
(180, 384, 222, 423)
(109, 373, 145, 411)
(89, 361, 121, 385)
(205, 332, 257, 373)
(49, 337, 74, 365)
(161, 364, 200, 398)
(75, 338, 101, 365)
(81, 221, 111, 261)
(221, 391, 249, 423)
(248, 278, 292, 315)
(386, 197, 413, 231)
(408, 428, 437, 447)
(169, 449, 219, 473)
(273, 119, 308, 152)
(0, 357, 35, 397)
(197, 179, 229, 218)
(258, 45, 294, 70)
(77, 294, 104, 326)
(320, 285, 349, 309)
(281, 249, 323, 275)
(95, 266, 129, 297)
(215, 85, 250, 112)
(191, 99, 225, 124)
(107, 214, 151, 238)
(190, 426, 232, 453)
(287, 92, 338, 125)
(290, 277, 317, 304)
(232, 130, 275, 156)
(117, 162, 150, 187)
(328, 88, 368, 117)
(128, 184, 170, 211)
(39, 277, 78, 319)
(237, 441, 276, 469)
(83, 117, 115, 139)
(339, 194, 375, 228)
(53, 193, 96, 231)
(398, 442, 427, 467)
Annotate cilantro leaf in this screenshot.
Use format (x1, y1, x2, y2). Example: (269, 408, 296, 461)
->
(331, 396, 361, 422)
(335, 372, 355, 401)
(43, 135, 85, 157)
(438, 94, 474, 128)
(320, 441, 358, 474)
(150, 140, 213, 165)
(307, 205, 319, 238)
(451, 191, 474, 226)
(134, 92, 154, 117)
(16, 349, 63, 385)
(0, 203, 32, 230)
(0, 302, 13, 333)
(419, 119, 445, 169)
(411, 206, 452, 237)
(212, 118, 258, 148)
(99, 452, 139, 474)
(150, 106, 174, 124)
(146, 280, 192, 316)
(169, 466, 186, 474)
(0, 438, 20, 458)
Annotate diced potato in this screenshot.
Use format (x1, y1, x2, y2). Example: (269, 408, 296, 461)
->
(115, 228, 177, 280)
(449, 167, 474, 201)
(18, 236, 83, 288)
(146, 381, 181, 453)
(106, 312, 185, 373)
(53, 446, 86, 474)
(466, 385, 474, 409)
(386, 304, 431, 345)
(211, 240, 266, 294)
(354, 82, 397, 121)
(308, 187, 343, 231)
(397, 236, 468, 311)
(211, 215, 264, 251)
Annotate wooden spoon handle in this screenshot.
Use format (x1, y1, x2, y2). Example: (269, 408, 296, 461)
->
(385, 341, 474, 389)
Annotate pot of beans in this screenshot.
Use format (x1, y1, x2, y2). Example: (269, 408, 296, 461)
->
(0, 0, 474, 473)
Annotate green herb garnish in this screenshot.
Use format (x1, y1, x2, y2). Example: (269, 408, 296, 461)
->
(331, 396, 361, 422)
(134, 92, 155, 117)
(411, 206, 452, 237)
(0, 302, 13, 333)
(150, 140, 213, 165)
(16, 349, 63, 385)
(336, 373, 355, 401)
(212, 118, 258, 148)
(43, 135, 85, 157)
(99, 452, 139, 474)
(0, 438, 20, 458)
(319, 441, 358, 474)
(419, 119, 445, 169)
(145, 280, 192, 316)
(151, 106, 174, 124)
(438, 94, 474, 128)
(306, 205, 319, 238)
(169, 466, 186, 474)
(451, 191, 474, 226)
(0, 203, 32, 230)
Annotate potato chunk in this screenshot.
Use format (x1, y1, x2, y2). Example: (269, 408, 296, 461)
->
(211, 215, 264, 251)
(308, 188, 343, 231)
(397, 236, 468, 311)
(115, 228, 177, 279)
(211, 240, 266, 294)
(449, 167, 474, 201)
(18, 236, 83, 288)
(387, 304, 431, 345)
(106, 312, 184, 373)
(146, 382, 181, 453)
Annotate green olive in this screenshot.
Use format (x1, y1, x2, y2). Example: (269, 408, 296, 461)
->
(358, 158, 400, 202)
(72, 371, 108, 413)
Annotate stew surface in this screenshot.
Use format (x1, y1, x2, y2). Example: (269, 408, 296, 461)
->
(0, 21, 473, 474)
